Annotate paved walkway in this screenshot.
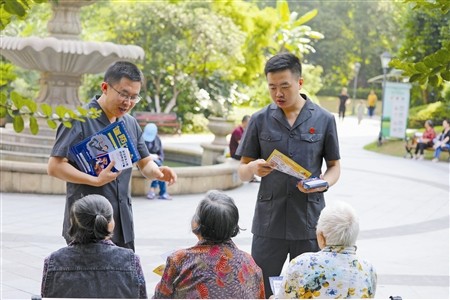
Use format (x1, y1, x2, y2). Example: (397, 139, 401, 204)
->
(1, 115, 449, 299)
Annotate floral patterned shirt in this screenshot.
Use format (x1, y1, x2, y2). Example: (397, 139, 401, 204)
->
(277, 246, 377, 299)
(153, 240, 265, 299)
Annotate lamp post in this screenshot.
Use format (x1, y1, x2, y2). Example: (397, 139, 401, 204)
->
(351, 62, 361, 115)
(378, 51, 392, 146)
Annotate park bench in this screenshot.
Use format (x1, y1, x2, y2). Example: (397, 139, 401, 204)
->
(133, 111, 181, 135)
(404, 135, 450, 161)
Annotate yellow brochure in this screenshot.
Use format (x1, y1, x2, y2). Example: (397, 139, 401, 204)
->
(266, 149, 311, 180)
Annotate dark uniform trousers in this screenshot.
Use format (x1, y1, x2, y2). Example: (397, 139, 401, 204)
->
(252, 235, 319, 298)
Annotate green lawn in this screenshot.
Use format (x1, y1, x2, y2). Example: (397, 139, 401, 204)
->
(363, 138, 449, 162)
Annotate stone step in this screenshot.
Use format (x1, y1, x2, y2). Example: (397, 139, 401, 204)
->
(0, 140, 53, 155)
(0, 150, 49, 163)
(2, 123, 59, 137)
(0, 130, 56, 146)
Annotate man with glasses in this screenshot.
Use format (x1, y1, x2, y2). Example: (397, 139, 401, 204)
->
(48, 61, 177, 251)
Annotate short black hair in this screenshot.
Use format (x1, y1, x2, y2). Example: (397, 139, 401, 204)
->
(192, 190, 241, 243)
(68, 194, 113, 244)
(264, 52, 302, 77)
(104, 61, 144, 86)
(242, 115, 251, 123)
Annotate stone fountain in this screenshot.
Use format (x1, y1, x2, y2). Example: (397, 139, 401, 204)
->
(201, 116, 235, 165)
(0, 0, 242, 195)
(0, 0, 144, 107)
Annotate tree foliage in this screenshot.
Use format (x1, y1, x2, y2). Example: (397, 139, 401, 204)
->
(390, 0, 450, 103)
(300, 1, 404, 91)
(0, 90, 101, 134)
(0, 0, 47, 30)
(211, 0, 275, 84)
(82, 1, 247, 117)
(271, 1, 323, 57)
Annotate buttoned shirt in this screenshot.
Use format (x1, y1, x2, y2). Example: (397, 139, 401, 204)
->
(50, 97, 150, 245)
(236, 96, 340, 240)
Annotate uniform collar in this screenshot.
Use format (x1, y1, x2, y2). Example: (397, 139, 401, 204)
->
(270, 94, 314, 130)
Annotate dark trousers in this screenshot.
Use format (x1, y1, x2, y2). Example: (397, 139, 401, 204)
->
(251, 235, 319, 298)
(338, 106, 346, 119)
(415, 141, 433, 155)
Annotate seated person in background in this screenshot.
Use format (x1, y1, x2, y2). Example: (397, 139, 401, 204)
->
(432, 118, 450, 162)
(229, 115, 260, 183)
(276, 201, 377, 299)
(153, 190, 265, 299)
(41, 194, 147, 299)
(414, 119, 436, 160)
(229, 115, 250, 160)
(143, 123, 171, 200)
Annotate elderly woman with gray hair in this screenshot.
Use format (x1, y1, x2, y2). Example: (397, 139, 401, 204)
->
(153, 190, 265, 299)
(276, 201, 377, 299)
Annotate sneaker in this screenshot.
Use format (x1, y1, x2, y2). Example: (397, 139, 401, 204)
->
(432, 158, 439, 163)
(147, 191, 156, 199)
(158, 193, 172, 200)
(418, 155, 424, 160)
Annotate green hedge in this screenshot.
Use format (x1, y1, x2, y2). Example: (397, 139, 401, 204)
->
(408, 101, 450, 128)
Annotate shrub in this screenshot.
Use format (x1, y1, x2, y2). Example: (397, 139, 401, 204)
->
(182, 112, 208, 133)
(408, 101, 450, 128)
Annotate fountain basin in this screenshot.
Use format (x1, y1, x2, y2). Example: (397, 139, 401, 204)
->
(0, 36, 144, 73)
(0, 159, 242, 196)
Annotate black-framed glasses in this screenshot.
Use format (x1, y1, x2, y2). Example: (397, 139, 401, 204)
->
(108, 84, 142, 103)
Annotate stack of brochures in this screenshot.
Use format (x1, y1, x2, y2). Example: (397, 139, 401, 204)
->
(266, 149, 311, 179)
(70, 121, 140, 176)
(266, 149, 328, 189)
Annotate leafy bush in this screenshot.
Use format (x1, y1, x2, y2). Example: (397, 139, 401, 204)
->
(408, 101, 450, 128)
(182, 112, 209, 133)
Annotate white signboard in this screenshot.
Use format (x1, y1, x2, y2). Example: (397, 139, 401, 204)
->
(382, 82, 412, 139)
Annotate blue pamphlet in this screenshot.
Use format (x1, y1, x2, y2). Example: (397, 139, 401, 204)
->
(302, 177, 328, 190)
(70, 120, 140, 176)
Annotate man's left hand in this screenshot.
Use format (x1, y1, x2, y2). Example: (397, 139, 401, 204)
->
(296, 182, 328, 193)
(158, 166, 177, 185)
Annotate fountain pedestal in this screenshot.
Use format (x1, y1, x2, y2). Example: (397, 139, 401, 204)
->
(36, 72, 82, 106)
(201, 117, 235, 165)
